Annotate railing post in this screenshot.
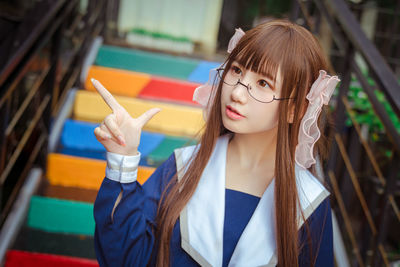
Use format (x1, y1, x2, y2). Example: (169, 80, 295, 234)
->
(290, 0, 301, 22)
(373, 153, 399, 266)
(0, 102, 7, 215)
(327, 42, 354, 177)
(0, 102, 8, 177)
(48, 26, 63, 113)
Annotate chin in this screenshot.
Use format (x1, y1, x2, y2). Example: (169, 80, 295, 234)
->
(223, 119, 278, 135)
(222, 119, 249, 134)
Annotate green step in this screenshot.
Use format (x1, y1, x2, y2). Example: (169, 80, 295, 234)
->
(95, 45, 199, 80)
(27, 196, 94, 236)
(146, 136, 196, 166)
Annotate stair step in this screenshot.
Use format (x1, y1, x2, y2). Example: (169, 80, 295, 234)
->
(73, 90, 203, 136)
(60, 119, 165, 162)
(138, 75, 199, 106)
(147, 135, 196, 166)
(47, 153, 155, 189)
(85, 66, 151, 98)
(85, 66, 201, 106)
(187, 61, 221, 84)
(5, 250, 98, 267)
(12, 227, 95, 259)
(40, 184, 98, 203)
(28, 196, 94, 235)
(59, 119, 193, 165)
(95, 45, 198, 80)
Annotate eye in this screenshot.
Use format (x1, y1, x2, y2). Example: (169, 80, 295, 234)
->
(257, 79, 271, 89)
(230, 65, 242, 76)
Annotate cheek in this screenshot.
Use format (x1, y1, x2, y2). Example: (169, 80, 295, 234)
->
(249, 103, 280, 130)
(221, 85, 229, 102)
(220, 86, 230, 110)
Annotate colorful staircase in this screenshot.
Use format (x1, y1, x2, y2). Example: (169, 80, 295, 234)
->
(4, 45, 220, 266)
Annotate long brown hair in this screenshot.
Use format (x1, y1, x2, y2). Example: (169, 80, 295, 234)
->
(154, 20, 329, 267)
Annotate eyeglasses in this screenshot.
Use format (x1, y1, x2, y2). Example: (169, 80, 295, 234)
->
(217, 67, 295, 104)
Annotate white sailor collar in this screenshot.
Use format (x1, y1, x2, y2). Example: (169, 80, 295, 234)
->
(174, 135, 330, 267)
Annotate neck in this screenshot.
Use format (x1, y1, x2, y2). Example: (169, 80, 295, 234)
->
(228, 127, 278, 170)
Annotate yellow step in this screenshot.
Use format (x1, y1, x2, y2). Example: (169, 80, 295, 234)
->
(47, 153, 155, 189)
(73, 90, 204, 137)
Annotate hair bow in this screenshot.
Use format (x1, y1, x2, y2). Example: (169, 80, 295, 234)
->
(295, 70, 340, 169)
(227, 28, 246, 53)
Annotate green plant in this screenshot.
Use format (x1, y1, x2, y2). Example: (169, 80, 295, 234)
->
(344, 75, 400, 159)
(345, 77, 400, 137)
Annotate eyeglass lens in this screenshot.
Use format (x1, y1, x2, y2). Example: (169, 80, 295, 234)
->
(217, 68, 276, 103)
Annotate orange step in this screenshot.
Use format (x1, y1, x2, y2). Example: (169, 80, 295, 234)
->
(85, 66, 151, 98)
(47, 153, 155, 189)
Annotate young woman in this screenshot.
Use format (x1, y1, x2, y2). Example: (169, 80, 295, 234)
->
(93, 20, 340, 267)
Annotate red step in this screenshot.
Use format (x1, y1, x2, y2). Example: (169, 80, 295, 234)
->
(138, 75, 200, 105)
(5, 250, 98, 267)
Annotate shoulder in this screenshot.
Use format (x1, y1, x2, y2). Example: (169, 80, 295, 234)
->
(295, 165, 330, 222)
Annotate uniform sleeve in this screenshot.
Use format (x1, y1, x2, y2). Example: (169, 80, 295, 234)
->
(298, 197, 333, 267)
(93, 152, 177, 267)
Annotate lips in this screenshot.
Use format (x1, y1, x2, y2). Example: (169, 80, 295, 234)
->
(226, 105, 245, 120)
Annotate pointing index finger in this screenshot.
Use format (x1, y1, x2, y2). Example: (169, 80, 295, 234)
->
(91, 78, 122, 111)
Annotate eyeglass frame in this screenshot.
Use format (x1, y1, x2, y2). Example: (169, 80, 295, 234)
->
(216, 68, 296, 104)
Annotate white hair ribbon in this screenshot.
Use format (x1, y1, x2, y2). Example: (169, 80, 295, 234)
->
(295, 70, 340, 169)
(227, 28, 246, 53)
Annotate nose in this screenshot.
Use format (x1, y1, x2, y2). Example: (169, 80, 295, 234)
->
(231, 77, 250, 104)
(231, 82, 248, 103)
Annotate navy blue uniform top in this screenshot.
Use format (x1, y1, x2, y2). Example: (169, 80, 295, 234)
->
(94, 154, 333, 266)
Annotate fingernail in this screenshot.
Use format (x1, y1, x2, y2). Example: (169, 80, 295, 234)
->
(102, 134, 111, 141)
(91, 78, 96, 83)
(118, 135, 126, 146)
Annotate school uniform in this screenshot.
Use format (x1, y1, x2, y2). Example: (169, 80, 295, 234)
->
(94, 135, 333, 266)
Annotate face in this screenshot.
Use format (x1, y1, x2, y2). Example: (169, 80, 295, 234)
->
(220, 61, 283, 134)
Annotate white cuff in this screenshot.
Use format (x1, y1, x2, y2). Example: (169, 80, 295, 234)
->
(105, 152, 141, 183)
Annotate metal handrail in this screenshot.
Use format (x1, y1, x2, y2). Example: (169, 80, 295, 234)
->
(0, 0, 76, 109)
(0, 0, 108, 227)
(326, 0, 400, 117)
(0, 0, 66, 86)
(296, 0, 400, 153)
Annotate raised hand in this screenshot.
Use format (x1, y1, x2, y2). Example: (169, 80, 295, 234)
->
(92, 78, 161, 156)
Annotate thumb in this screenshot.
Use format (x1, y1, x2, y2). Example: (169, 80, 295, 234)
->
(137, 108, 161, 128)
